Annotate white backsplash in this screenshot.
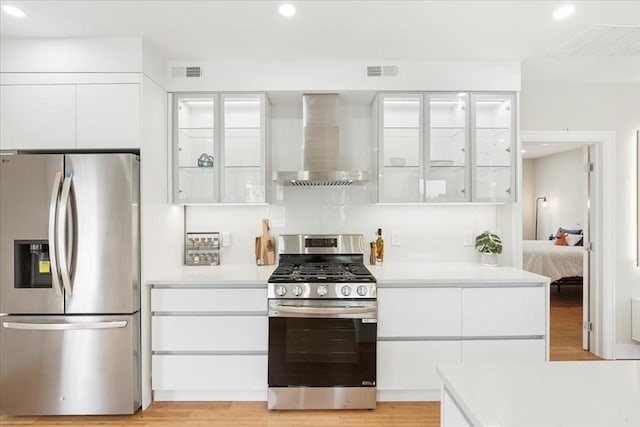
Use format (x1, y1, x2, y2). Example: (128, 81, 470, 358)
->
(184, 190, 497, 266)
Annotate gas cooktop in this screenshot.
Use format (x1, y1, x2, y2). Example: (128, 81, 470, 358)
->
(269, 260, 375, 283)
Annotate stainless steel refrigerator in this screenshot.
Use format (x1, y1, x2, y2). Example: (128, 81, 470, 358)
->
(0, 153, 141, 416)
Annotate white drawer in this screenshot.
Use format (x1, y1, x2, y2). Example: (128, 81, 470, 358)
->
(378, 288, 461, 337)
(462, 339, 546, 362)
(151, 288, 267, 312)
(377, 340, 461, 391)
(152, 354, 267, 391)
(152, 316, 267, 352)
(462, 287, 545, 337)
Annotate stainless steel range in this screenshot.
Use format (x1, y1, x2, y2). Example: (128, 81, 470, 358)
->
(267, 234, 377, 410)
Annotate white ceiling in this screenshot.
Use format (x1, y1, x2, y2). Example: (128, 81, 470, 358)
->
(521, 142, 583, 159)
(1, 0, 639, 81)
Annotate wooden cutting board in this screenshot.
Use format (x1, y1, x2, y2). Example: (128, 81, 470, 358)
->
(255, 218, 276, 266)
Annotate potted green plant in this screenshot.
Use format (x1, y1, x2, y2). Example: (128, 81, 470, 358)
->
(475, 231, 502, 266)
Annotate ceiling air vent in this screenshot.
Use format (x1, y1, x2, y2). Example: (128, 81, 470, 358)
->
(185, 66, 202, 78)
(366, 65, 399, 77)
(170, 66, 203, 78)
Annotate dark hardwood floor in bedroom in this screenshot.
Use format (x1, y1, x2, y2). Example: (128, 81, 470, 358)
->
(0, 287, 599, 427)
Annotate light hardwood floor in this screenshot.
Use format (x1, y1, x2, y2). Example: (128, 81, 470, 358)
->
(0, 285, 599, 426)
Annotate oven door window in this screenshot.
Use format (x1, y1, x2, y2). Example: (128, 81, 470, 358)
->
(268, 317, 376, 387)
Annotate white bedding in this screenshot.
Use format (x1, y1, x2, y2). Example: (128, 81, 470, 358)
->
(522, 240, 584, 283)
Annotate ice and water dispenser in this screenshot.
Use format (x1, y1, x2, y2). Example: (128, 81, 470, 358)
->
(14, 240, 52, 288)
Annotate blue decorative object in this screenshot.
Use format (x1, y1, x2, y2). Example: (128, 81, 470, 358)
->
(197, 153, 214, 168)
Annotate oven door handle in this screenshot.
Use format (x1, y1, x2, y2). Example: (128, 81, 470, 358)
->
(270, 303, 376, 317)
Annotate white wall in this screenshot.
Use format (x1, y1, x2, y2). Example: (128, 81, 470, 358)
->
(520, 81, 640, 356)
(166, 60, 521, 92)
(523, 149, 584, 240)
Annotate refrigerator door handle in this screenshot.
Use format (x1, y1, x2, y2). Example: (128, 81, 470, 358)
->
(58, 171, 74, 296)
(48, 171, 64, 297)
(2, 320, 128, 331)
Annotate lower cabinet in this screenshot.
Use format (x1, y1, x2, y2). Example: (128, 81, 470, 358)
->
(150, 285, 268, 401)
(461, 339, 545, 362)
(152, 354, 267, 391)
(377, 341, 461, 396)
(377, 283, 548, 402)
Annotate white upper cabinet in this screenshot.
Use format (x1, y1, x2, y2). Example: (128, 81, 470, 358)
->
(76, 84, 140, 149)
(0, 83, 141, 151)
(172, 92, 267, 204)
(0, 85, 76, 150)
(376, 91, 515, 203)
(425, 93, 469, 202)
(378, 93, 423, 202)
(470, 93, 515, 202)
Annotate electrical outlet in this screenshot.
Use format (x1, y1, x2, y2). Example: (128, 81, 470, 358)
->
(463, 231, 473, 247)
(222, 231, 231, 247)
(391, 231, 400, 246)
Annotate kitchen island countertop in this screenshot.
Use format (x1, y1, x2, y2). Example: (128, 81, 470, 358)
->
(437, 361, 640, 427)
(147, 262, 548, 286)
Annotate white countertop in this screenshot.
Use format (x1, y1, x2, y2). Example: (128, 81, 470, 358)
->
(149, 264, 276, 285)
(438, 361, 640, 427)
(147, 262, 548, 286)
(371, 262, 549, 285)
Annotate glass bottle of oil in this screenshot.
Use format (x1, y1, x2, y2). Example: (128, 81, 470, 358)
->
(375, 228, 384, 265)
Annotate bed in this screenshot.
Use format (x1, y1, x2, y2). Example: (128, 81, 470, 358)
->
(522, 240, 584, 287)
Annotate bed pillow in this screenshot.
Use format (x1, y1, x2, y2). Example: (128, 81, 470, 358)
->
(554, 232, 568, 246)
(565, 233, 582, 246)
(556, 227, 583, 246)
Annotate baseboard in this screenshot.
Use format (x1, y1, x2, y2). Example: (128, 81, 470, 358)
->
(614, 343, 640, 359)
(376, 389, 441, 402)
(152, 390, 267, 401)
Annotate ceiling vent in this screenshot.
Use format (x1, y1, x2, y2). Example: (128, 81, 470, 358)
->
(553, 25, 640, 58)
(170, 66, 203, 78)
(366, 65, 399, 77)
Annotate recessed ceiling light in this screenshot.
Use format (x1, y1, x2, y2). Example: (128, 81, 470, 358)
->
(521, 149, 527, 153)
(553, 5, 575, 20)
(279, 4, 296, 17)
(2, 4, 26, 18)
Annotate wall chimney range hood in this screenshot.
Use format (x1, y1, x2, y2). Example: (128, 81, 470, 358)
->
(273, 94, 370, 186)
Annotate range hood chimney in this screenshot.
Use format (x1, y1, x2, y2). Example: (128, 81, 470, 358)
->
(273, 94, 370, 186)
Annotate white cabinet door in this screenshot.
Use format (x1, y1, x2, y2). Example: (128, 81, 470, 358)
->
(152, 316, 267, 352)
(378, 287, 461, 337)
(377, 341, 461, 391)
(462, 339, 546, 362)
(462, 287, 546, 336)
(0, 85, 76, 150)
(76, 84, 140, 149)
(151, 288, 267, 312)
(152, 354, 267, 391)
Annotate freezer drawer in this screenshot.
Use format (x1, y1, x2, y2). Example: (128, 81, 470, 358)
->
(0, 313, 141, 416)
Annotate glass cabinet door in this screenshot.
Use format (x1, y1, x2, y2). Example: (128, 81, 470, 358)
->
(379, 94, 423, 202)
(174, 93, 218, 203)
(471, 93, 515, 202)
(221, 93, 265, 203)
(425, 93, 469, 202)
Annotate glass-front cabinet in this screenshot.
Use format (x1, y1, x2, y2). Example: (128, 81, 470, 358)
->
(379, 94, 423, 202)
(471, 93, 515, 202)
(172, 93, 266, 203)
(377, 92, 514, 203)
(425, 93, 469, 202)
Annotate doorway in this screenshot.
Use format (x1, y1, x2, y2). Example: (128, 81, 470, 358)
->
(521, 142, 592, 356)
(519, 131, 615, 360)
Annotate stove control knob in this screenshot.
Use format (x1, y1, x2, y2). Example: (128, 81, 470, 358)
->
(276, 286, 287, 297)
(317, 286, 328, 297)
(292, 285, 303, 297)
(357, 285, 368, 297)
(341, 286, 352, 296)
